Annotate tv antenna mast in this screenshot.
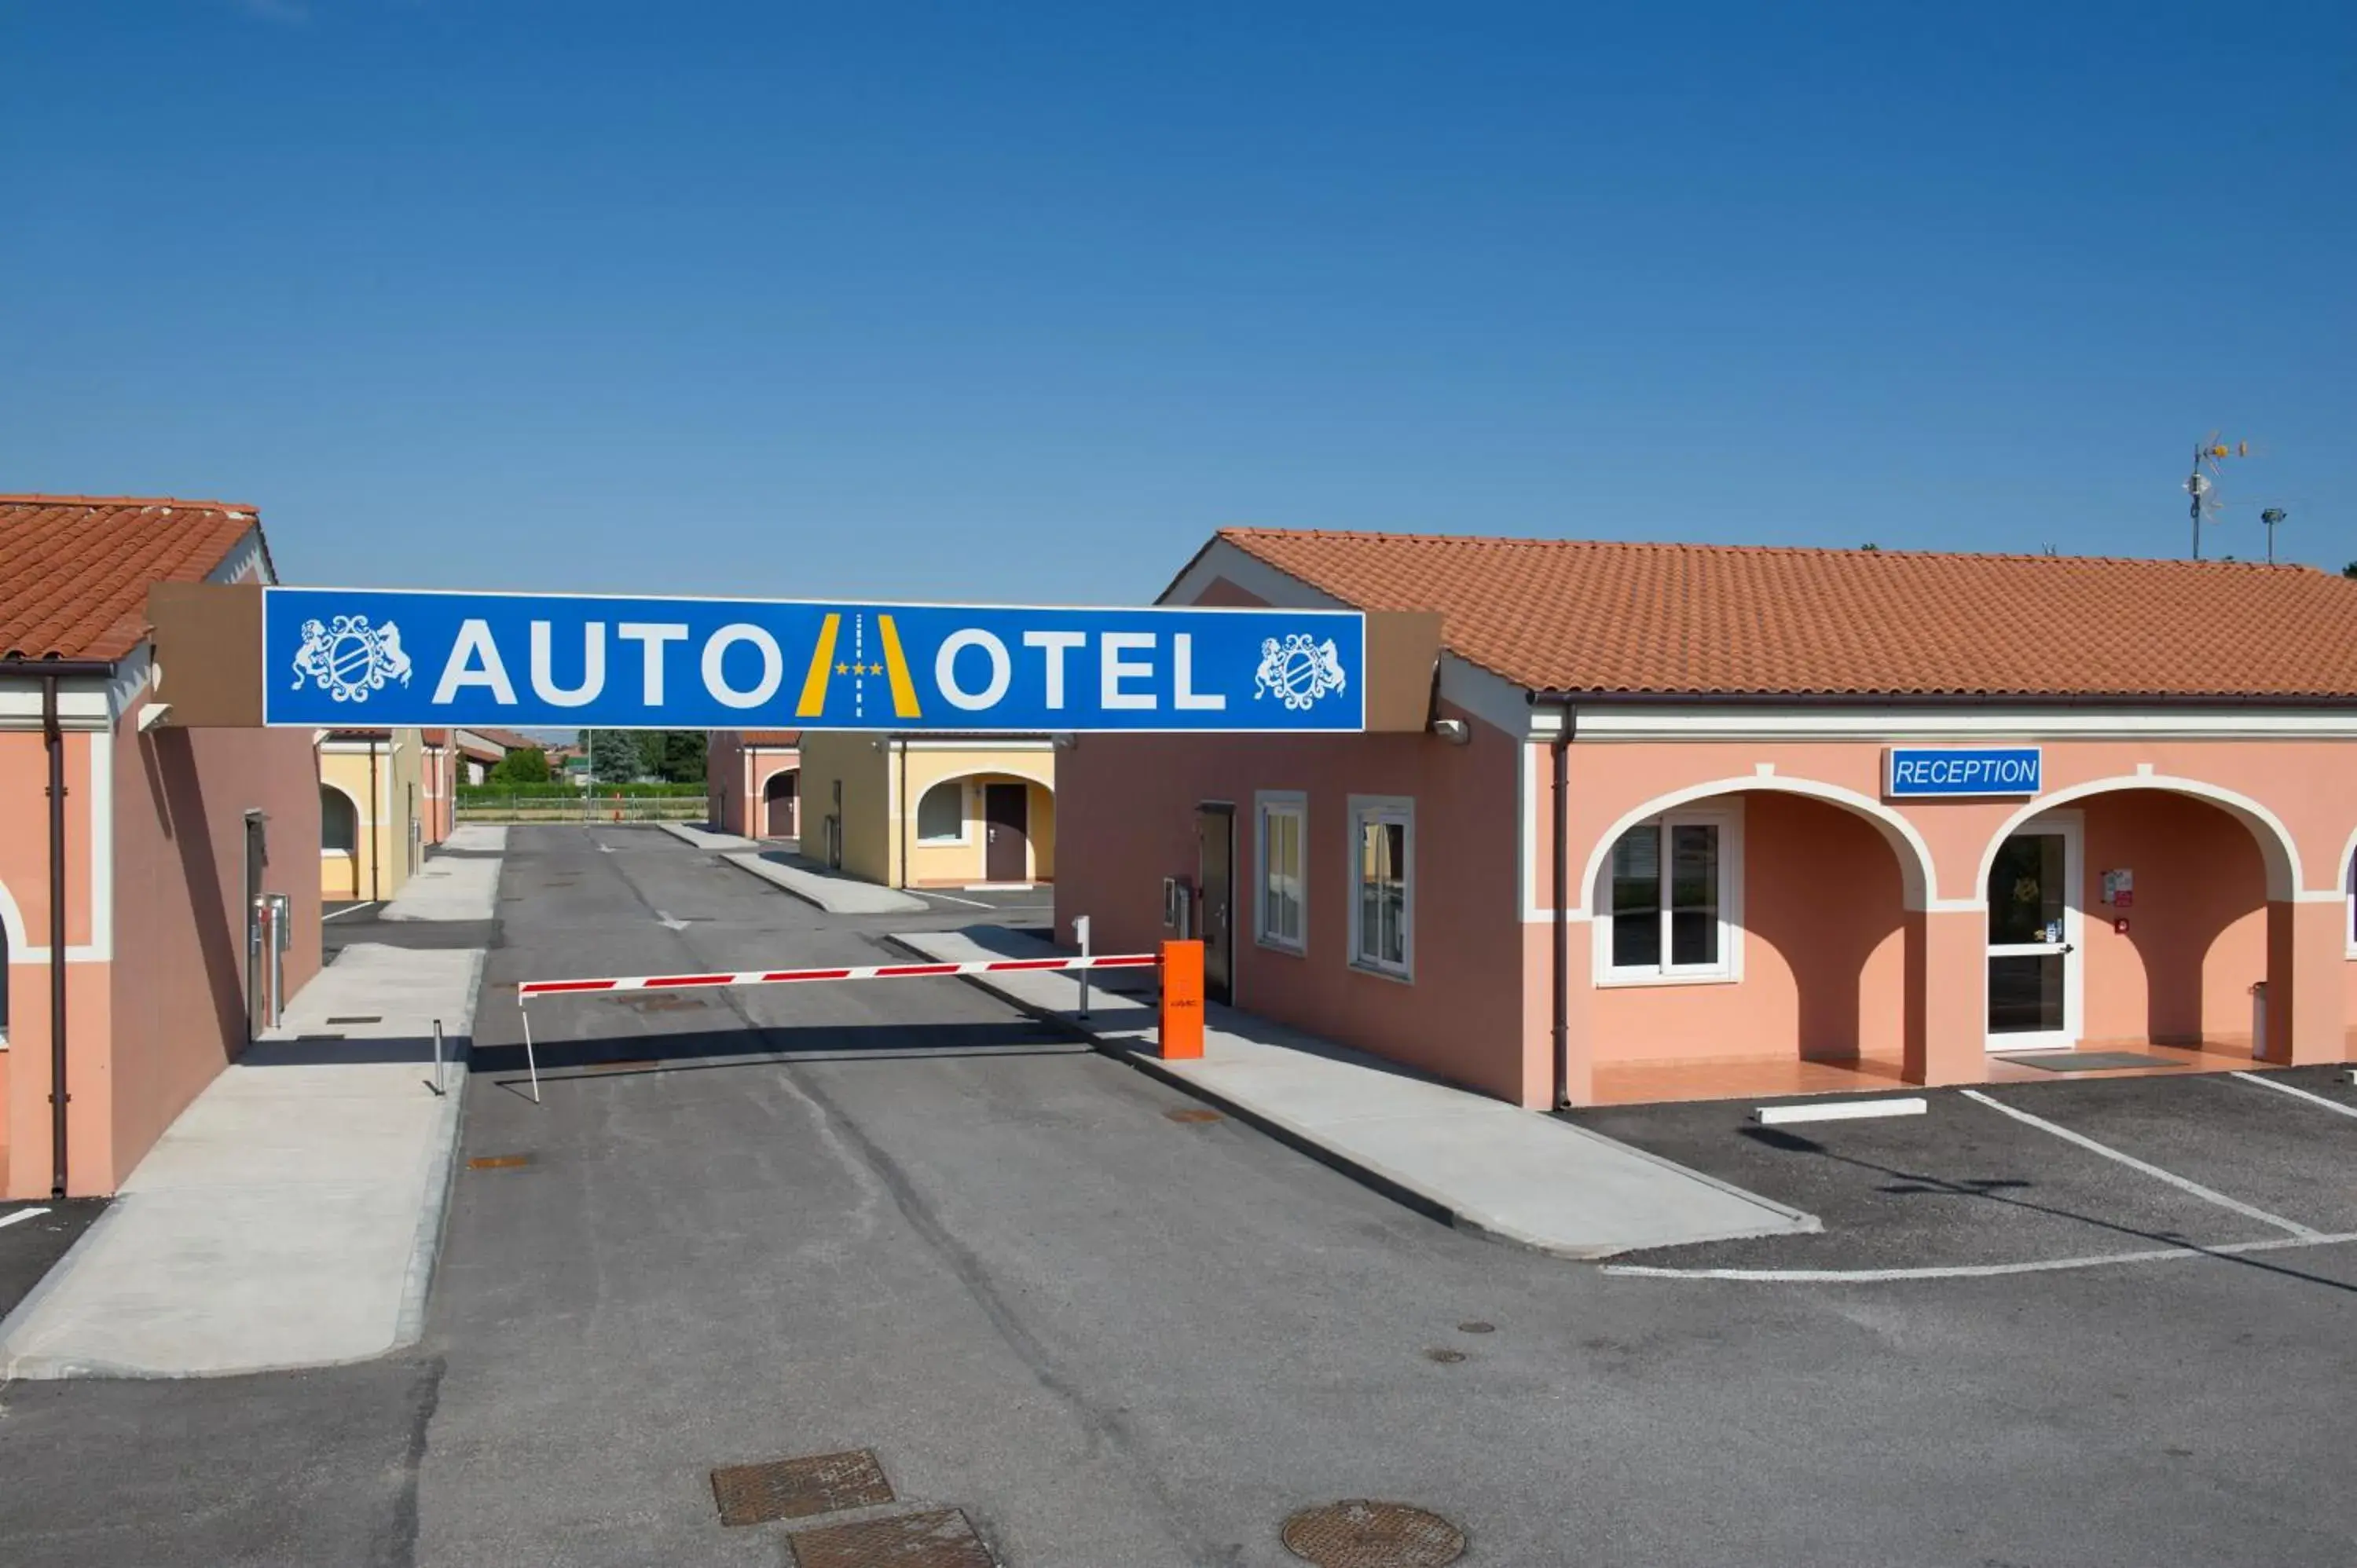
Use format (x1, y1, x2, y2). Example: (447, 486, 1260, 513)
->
(2259, 506, 2288, 564)
(2184, 434, 2246, 560)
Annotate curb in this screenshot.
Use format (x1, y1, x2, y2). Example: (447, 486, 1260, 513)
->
(881, 932, 1821, 1262)
(724, 852, 927, 914)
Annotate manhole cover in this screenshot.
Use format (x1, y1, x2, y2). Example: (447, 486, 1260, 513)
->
(1281, 1501, 1465, 1567)
(787, 1506, 994, 1566)
(710, 1448, 894, 1527)
(1423, 1347, 1466, 1364)
(1164, 1108, 1222, 1124)
(1457, 1321, 1495, 1335)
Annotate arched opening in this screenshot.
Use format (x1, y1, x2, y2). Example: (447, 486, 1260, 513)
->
(1978, 786, 2279, 1056)
(1586, 786, 1921, 1094)
(904, 771, 1057, 886)
(321, 784, 361, 899)
(761, 768, 799, 840)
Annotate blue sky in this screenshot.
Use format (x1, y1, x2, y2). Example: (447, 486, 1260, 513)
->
(5, 2, 2351, 599)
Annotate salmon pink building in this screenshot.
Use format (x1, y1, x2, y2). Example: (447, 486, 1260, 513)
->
(1, 496, 321, 1197)
(1057, 529, 2357, 1108)
(708, 730, 802, 840)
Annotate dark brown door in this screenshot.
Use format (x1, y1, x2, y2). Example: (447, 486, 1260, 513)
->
(984, 784, 1029, 882)
(1197, 804, 1234, 1006)
(764, 772, 797, 837)
(244, 811, 270, 1040)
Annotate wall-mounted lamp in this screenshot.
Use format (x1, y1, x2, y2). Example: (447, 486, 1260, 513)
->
(1429, 717, 1471, 746)
(137, 703, 174, 733)
(1051, 733, 1079, 751)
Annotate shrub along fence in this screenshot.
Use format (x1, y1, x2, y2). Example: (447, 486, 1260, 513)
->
(456, 784, 708, 823)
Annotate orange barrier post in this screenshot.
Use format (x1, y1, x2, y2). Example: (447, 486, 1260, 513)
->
(1159, 940, 1204, 1060)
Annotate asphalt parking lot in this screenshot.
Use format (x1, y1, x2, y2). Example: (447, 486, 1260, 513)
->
(0, 1200, 108, 1321)
(1574, 1065, 2357, 1280)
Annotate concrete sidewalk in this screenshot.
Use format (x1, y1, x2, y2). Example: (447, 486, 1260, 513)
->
(658, 820, 757, 851)
(382, 825, 506, 921)
(0, 943, 482, 1378)
(724, 848, 927, 914)
(890, 926, 1818, 1258)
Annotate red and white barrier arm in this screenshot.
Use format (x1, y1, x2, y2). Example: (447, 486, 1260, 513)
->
(517, 952, 1160, 1002)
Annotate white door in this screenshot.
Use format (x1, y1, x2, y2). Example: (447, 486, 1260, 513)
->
(1985, 815, 2082, 1052)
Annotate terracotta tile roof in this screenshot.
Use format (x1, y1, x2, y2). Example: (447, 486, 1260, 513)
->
(0, 495, 263, 661)
(738, 730, 801, 746)
(1211, 528, 2357, 700)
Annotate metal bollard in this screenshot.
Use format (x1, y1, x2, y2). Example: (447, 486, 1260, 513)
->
(431, 1018, 445, 1097)
(1075, 914, 1092, 1020)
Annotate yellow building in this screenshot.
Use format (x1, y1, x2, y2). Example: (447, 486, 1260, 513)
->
(795, 733, 1055, 888)
(317, 727, 428, 903)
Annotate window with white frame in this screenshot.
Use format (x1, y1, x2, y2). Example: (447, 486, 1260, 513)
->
(915, 780, 966, 843)
(1256, 793, 1307, 952)
(1348, 798, 1413, 977)
(1604, 811, 1736, 980)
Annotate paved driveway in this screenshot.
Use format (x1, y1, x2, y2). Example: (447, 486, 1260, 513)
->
(4, 826, 2355, 1567)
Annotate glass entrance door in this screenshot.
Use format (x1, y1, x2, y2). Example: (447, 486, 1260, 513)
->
(1986, 825, 2079, 1051)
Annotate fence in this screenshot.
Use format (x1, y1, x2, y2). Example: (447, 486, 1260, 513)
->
(456, 789, 708, 823)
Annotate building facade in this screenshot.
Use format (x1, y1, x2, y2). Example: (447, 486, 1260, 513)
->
(707, 730, 802, 840)
(1057, 529, 2357, 1108)
(796, 731, 1056, 888)
(2, 496, 322, 1197)
(317, 728, 429, 903)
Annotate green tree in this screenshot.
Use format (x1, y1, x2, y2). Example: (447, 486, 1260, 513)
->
(488, 746, 550, 784)
(661, 731, 707, 784)
(586, 730, 643, 782)
(2344, 561, 2356, 580)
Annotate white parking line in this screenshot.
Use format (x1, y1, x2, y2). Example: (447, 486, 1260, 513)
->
(0, 1207, 52, 1231)
(1960, 1088, 2318, 1238)
(322, 902, 383, 922)
(1604, 1229, 2357, 1282)
(2231, 1071, 2357, 1121)
(911, 890, 998, 909)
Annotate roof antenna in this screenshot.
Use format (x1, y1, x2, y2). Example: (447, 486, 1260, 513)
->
(2183, 434, 2248, 560)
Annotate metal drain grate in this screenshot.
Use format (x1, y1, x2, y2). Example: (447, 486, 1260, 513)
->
(1164, 1108, 1222, 1124)
(325, 1015, 383, 1024)
(466, 1153, 533, 1171)
(1281, 1501, 1466, 1567)
(710, 1449, 895, 1528)
(786, 1506, 995, 1566)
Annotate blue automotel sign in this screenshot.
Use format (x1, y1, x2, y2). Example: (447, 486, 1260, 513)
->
(263, 588, 1367, 733)
(1883, 746, 2042, 798)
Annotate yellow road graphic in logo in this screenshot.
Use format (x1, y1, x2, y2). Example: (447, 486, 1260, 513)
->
(794, 612, 922, 720)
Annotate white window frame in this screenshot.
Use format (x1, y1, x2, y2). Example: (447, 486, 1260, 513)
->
(915, 779, 971, 845)
(1595, 804, 1743, 987)
(1347, 794, 1414, 982)
(1255, 790, 1308, 955)
(2345, 845, 2356, 958)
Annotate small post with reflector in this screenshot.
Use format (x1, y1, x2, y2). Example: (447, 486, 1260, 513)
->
(1159, 940, 1204, 1060)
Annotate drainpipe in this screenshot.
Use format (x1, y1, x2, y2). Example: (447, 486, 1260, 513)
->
(42, 673, 70, 1196)
(1550, 707, 1573, 1110)
(367, 735, 382, 903)
(896, 738, 909, 890)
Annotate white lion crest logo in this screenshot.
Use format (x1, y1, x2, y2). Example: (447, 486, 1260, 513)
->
(291, 614, 412, 704)
(1253, 633, 1347, 711)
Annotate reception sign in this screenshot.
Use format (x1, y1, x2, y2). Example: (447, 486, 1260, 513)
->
(262, 588, 1366, 733)
(1882, 746, 2042, 798)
